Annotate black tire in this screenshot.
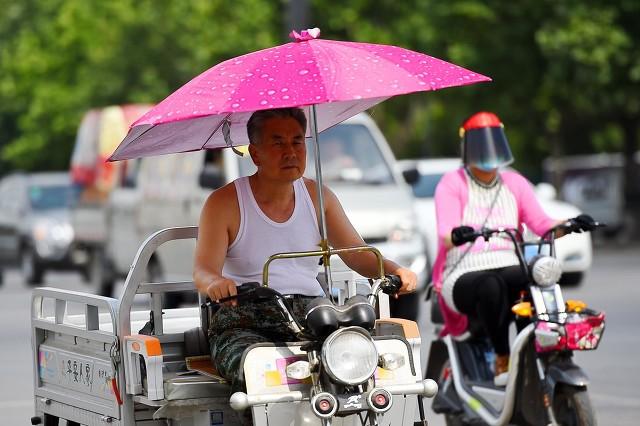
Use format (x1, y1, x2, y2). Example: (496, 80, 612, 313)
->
(389, 290, 420, 321)
(146, 259, 180, 309)
(0, 268, 4, 287)
(445, 414, 466, 426)
(553, 385, 596, 426)
(560, 272, 584, 287)
(436, 359, 467, 426)
(87, 249, 116, 297)
(22, 248, 44, 285)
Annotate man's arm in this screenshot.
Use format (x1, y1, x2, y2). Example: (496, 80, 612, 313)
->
(193, 184, 239, 303)
(320, 185, 417, 294)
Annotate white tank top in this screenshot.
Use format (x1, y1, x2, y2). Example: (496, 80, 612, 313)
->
(222, 176, 325, 296)
(441, 173, 520, 312)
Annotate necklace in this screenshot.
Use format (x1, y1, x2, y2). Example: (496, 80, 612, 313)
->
(465, 167, 500, 189)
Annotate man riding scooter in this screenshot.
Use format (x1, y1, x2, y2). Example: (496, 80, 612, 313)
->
(431, 111, 598, 385)
(193, 107, 417, 392)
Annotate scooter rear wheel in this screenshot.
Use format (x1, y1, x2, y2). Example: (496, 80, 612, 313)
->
(553, 385, 596, 426)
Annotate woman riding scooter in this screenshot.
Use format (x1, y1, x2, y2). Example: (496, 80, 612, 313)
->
(431, 111, 597, 384)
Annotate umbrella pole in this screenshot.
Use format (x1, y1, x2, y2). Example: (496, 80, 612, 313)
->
(309, 105, 334, 299)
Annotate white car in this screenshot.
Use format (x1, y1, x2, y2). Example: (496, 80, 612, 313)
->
(399, 158, 592, 285)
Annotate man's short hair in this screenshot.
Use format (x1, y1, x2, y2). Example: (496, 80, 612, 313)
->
(246, 108, 307, 144)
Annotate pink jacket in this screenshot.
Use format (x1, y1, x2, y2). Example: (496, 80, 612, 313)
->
(432, 168, 557, 336)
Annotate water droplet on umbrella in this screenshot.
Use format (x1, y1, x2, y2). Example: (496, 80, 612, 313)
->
(267, 90, 276, 95)
(232, 103, 240, 108)
(299, 69, 309, 75)
(260, 100, 268, 105)
(281, 88, 288, 92)
(282, 95, 290, 100)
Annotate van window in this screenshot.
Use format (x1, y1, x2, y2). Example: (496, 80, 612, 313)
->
(307, 124, 394, 185)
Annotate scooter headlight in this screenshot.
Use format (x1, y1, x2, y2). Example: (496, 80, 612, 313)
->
(321, 327, 378, 385)
(529, 255, 562, 287)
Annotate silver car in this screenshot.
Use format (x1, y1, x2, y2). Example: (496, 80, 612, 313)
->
(0, 172, 87, 285)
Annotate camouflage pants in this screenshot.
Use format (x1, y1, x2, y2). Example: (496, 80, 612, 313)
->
(208, 297, 316, 390)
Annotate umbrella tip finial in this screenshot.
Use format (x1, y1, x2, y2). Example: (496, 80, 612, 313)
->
(289, 27, 321, 42)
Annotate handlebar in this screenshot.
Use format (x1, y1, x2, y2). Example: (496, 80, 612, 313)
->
(204, 273, 404, 335)
(203, 282, 304, 334)
(368, 274, 402, 307)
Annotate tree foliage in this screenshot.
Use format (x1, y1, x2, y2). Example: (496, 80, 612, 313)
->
(0, 0, 279, 171)
(1, 0, 638, 189)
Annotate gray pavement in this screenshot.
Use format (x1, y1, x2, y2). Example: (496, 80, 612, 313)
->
(1, 243, 639, 425)
(418, 243, 640, 425)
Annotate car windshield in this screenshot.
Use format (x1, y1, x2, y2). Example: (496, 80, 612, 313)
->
(306, 124, 394, 185)
(28, 184, 77, 210)
(238, 124, 395, 185)
(411, 173, 444, 198)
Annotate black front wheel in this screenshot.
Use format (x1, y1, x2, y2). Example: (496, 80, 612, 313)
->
(553, 385, 596, 426)
(22, 248, 44, 285)
(389, 291, 420, 321)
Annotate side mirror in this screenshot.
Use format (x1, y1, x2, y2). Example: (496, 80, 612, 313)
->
(535, 182, 557, 201)
(198, 166, 225, 189)
(402, 168, 420, 186)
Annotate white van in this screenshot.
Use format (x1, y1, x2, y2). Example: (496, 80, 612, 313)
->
(104, 113, 429, 316)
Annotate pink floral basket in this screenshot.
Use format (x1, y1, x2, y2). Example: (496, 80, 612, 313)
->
(534, 310, 605, 353)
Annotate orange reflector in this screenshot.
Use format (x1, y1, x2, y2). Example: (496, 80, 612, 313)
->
(566, 299, 587, 313)
(512, 302, 532, 317)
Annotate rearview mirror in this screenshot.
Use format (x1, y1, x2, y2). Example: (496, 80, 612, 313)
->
(402, 168, 419, 186)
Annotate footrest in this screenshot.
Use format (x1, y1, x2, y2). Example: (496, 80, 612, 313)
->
(164, 374, 231, 401)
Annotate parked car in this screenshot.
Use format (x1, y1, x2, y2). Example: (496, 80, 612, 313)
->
(0, 172, 90, 285)
(102, 113, 429, 317)
(398, 158, 592, 285)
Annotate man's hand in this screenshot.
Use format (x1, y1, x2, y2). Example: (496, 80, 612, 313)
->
(394, 266, 418, 296)
(206, 277, 238, 306)
(451, 225, 477, 246)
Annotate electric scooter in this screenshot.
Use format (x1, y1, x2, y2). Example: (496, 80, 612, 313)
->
(426, 219, 605, 426)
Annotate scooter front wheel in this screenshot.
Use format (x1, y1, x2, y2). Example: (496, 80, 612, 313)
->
(553, 385, 596, 426)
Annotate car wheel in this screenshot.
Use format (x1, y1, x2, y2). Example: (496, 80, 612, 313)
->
(22, 248, 44, 285)
(560, 272, 584, 287)
(87, 249, 116, 297)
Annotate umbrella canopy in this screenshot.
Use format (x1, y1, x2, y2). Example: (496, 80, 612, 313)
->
(109, 29, 490, 161)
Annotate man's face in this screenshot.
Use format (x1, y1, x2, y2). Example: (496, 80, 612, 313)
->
(250, 116, 306, 182)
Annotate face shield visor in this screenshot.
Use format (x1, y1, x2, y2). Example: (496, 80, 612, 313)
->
(462, 126, 514, 171)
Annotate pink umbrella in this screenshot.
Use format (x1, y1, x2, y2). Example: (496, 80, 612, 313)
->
(109, 28, 490, 161)
(108, 28, 490, 273)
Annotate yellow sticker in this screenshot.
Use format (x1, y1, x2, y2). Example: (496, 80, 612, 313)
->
(265, 370, 282, 387)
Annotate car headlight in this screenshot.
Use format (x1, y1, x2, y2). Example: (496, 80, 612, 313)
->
(529, 255, 562, 287)
(32, 220, 74, 257)
(322, 327, 378, 385)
